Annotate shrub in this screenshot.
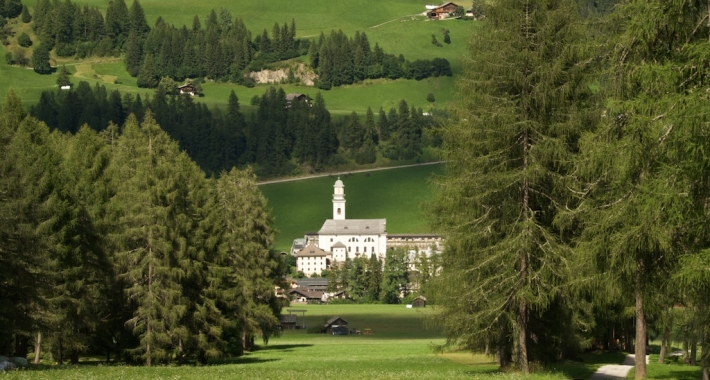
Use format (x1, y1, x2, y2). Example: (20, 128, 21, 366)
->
(5, 51, 14, 65)
(250, 95, 260, 106)
(426, 92, 435, 102)
(17, 32, 31, 47)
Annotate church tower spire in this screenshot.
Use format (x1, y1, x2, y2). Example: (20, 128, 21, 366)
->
(333, 177, 345, 220)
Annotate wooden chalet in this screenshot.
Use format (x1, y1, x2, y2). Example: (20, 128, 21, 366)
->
(285, 93, 312, 108)
(426, 2, 459, 19)
(178, 83, 196, 96)
(289, 288, 324, 303)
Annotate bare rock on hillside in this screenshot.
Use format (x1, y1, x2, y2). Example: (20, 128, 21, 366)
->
(249, 63, 316, 86)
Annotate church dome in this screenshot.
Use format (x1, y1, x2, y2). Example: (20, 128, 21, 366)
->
(334, 177, 344, 188)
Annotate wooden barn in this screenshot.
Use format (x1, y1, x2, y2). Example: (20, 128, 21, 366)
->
(324, 316, 349, 334)
(280, 314, 298, 330)
(412, 295, 427, 308)
(426, 2, 459, 19)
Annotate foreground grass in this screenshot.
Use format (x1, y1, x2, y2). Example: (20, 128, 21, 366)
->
(4, 305, 628, 380)
(627, 352, 703, 380)
(260, 163, 443, 252)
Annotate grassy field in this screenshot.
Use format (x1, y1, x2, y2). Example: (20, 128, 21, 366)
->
(3, 305, 638, 380)
(259, 163, 443, 252)
(2, 0, 476, 114)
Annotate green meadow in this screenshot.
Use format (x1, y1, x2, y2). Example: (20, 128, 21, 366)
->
(260, 163, 443, 252)
(4, 305, 633, 380)
(2, 0, 475, 114)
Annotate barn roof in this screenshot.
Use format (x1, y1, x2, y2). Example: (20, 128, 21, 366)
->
(325, 316, 348, 327)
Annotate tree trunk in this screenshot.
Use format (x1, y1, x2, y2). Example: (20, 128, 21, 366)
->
(70, 349, 78, 365)
(15, 335, 28, 358)
(57, 336, 63, 365)
(34, 333, 42, 364)
(682, 337, 689, 363)
(701, 326, 709, 380)
(518, 301, 529, 373)
(692, 330, 698, 366)
(497, 323, 511, 368)
(658, 309, 670, 364)
(146, 260, 152, 367)
(634, 260, 647, 379)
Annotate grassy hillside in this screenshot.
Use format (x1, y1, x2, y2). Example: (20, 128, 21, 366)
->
(260, 163, 443, 252)
(2, 1, 477, 114)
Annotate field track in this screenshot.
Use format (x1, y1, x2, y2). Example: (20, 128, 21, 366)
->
(257, 161, 444, 185)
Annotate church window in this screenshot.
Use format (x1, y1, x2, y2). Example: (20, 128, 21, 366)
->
(348, 247, 351, 252)
(372, 246, 375, 253)
(330, 238, 333, 242)
(356, 246, 359, 252)
(337, 208, 341, 215)
(364, 247, 367, 253)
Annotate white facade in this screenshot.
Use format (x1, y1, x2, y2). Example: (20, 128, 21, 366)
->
(296, 243, 331, 277)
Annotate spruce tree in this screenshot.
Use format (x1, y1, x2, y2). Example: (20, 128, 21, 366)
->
(428, 0, 595, 372)
(136, 53, 158, 88)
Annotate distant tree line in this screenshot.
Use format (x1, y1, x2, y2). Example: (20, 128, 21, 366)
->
(309, 29, 453, 90)
(30, 82, 442, 178)
(0, 90, 287, 365)
(24, 0, 451, 88)
(324, 248, 441, 304)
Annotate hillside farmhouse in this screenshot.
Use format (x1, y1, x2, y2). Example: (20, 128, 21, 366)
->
(286, 93, 312, 108)
(426, 2, 459, 20)
(178, 83, 196, 96)
(294, 178, 443, 277)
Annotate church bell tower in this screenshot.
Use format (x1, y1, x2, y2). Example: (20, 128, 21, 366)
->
(333, 177, 345, 220)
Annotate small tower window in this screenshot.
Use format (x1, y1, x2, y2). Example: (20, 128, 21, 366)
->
(337, 208, 341, 215)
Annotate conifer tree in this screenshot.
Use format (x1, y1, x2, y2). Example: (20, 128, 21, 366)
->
(428, 0, 595, 372)
(109, 112, 190, 365)
(32, 43, 52, 74)
(136, 53, 158, 88)
(574, 1, 710, 377)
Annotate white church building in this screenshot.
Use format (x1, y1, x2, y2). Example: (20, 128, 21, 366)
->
(294, 177, 442, 277)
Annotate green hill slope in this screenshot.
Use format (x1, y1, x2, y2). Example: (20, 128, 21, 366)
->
(3, 1, 476, 113)
(259, 163, 443, 252)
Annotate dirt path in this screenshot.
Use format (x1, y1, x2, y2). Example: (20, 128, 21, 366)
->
(369, 13, 425, 29)
(257, 161, 444, 185)
(589, 354, 648, 380)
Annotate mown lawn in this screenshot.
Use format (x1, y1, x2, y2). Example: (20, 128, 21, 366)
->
(3, 304, 632, 380)
(259, 163, 443, 252)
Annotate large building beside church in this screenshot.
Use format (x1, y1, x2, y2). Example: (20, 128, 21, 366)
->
(294, 178, 442, 277)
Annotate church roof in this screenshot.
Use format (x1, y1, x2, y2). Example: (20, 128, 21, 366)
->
(295, 243, 330, 257)
(334, 177, 344, 188)
(318, 219, 386, 235)
(331, 241, 347, 248)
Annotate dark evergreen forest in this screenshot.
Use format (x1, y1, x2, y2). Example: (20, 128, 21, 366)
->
(1, 90, 287, 365)
(30, 82, 440, 177)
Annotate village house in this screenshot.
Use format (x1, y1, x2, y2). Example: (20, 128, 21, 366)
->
(426, 2, 459, 20)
